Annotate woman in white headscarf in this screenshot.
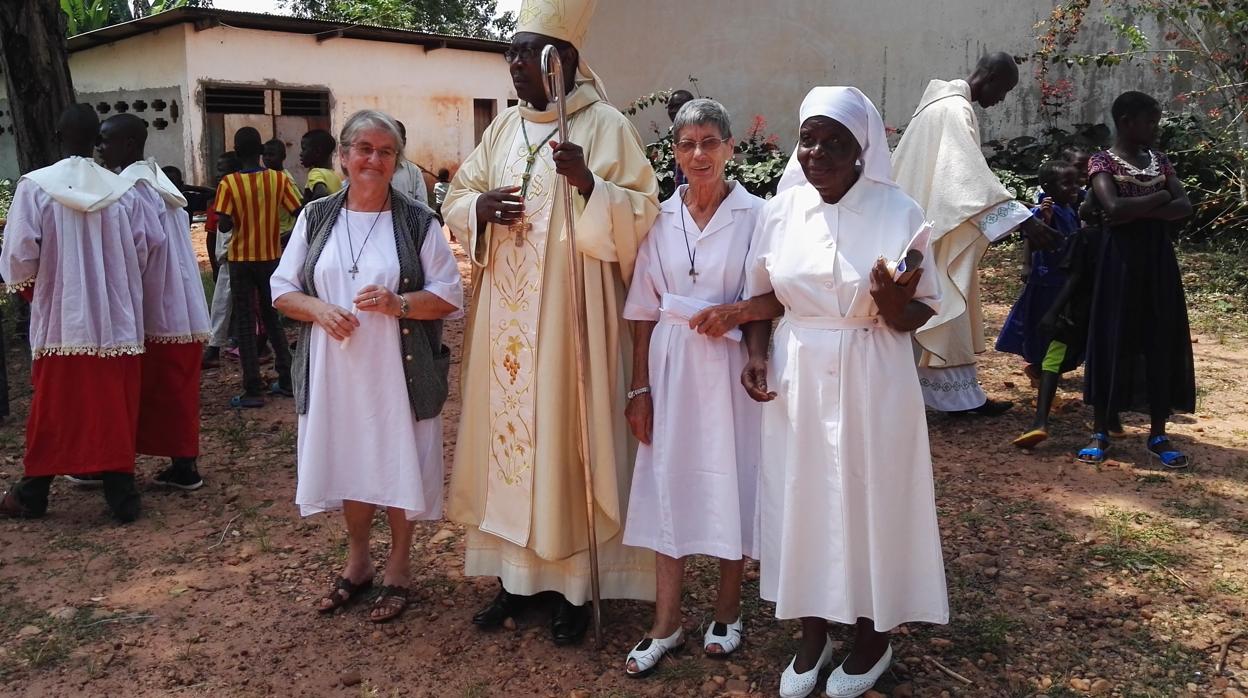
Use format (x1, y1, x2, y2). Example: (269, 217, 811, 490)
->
(740, 87, 949, 698)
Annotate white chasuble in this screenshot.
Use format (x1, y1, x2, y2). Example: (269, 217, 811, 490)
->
(480, 120, 558, 545)
(442, 83, 661, 603)
(891, 79, 1032, 370)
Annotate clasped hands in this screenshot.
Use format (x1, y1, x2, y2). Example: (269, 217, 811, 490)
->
(312, 284, 402, 341)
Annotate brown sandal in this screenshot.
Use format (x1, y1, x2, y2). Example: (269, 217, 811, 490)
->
(368, 585, 410, 623)
(318, 576, 374, 613)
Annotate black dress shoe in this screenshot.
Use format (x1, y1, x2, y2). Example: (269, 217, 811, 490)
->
(102, 473, 141, 524)
(473, 587, 523, 629)
(551, 598, 590, 646)
(949, 398, 1014, 417)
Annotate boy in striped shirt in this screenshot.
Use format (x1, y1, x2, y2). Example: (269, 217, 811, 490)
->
(212, 127, 301, 407)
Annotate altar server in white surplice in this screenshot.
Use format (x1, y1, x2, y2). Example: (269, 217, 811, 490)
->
(619, 99, 764, 677)
(742, 87, 949, 698)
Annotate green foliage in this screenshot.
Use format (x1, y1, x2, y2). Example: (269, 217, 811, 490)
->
(278, 0, 516, 39)
(60, 0, 204, 35)
(627, 81, 788, 201)
(986, 122, 1112, 197)
(642, 116, 788, 201)
(1160, 114, 1248, 245)
(1033, 0, 1248, 245)
(61, 0, 123, 35)
(724, 115, 787, 198)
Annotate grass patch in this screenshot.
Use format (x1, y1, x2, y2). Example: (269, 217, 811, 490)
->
(1162, 497, 1226, 522)
(217, 412, 251, 454)
(0, 603, 120, 679)
(981, 239, 1027, 307)
(1088, 508, 1186, 571)
(1178, 245, 1248, 339)
(657, 656, 706, 684)
(1213, 578, 1245, 595)
(950, 612, 1018, 655)
(463, 681, 490, 698)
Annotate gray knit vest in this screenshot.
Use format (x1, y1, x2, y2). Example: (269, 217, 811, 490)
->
(292, 187, 450, 420)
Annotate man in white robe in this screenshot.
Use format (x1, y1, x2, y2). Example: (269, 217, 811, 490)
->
(444, 0, 660, 645)
(891, 53, 1059, 415)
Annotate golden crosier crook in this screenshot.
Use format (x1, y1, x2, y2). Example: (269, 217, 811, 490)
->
(540, 43, 603, 649)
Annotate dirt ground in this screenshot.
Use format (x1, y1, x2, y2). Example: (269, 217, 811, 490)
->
(1, 239, 1247, 698)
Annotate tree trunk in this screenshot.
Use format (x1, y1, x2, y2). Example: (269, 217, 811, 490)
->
(0, 1, 75, 174)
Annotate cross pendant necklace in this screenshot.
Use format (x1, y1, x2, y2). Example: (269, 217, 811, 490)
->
(677, 187, 700, 282)
(512, 122, 560, 247)
(346, 206, 386, 280)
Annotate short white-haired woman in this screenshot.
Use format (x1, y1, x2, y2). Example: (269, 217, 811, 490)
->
(271, 109, 463, 623)
(620, 98, 766, 676)
(741, 87, 949, 697)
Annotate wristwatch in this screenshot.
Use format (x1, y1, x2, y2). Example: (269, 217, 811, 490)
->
(397, 293, 410, 319)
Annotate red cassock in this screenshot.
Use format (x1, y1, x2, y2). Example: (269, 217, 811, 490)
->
(24, 355, 142, 476)
(136, 341, 203, 458)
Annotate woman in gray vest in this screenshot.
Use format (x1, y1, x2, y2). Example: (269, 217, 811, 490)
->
(272, 109, 463, 623)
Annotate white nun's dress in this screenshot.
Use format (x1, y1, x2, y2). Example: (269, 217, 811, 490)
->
(622, 181, 764, 560)
(751, 85, 949, 629)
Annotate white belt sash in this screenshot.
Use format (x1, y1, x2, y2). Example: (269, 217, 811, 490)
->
(781, 315, 880, 331)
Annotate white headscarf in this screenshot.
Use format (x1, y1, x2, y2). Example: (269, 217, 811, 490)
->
(776, 86, 895, 195)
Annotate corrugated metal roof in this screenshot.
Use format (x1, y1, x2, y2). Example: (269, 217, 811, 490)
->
(67, 7, 508, 54)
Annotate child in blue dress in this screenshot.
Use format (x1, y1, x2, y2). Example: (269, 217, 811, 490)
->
(997, 160, 1082, 385)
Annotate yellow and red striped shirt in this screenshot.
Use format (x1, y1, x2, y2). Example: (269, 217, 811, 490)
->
(213, 169, 301, 262)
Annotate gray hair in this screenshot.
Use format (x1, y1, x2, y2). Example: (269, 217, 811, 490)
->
(339, 109, 405, 161)
(672, 98, 732, 141)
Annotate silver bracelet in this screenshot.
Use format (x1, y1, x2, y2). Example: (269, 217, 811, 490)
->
(397, 293, 410, 319)
(626, 386, 650, 400)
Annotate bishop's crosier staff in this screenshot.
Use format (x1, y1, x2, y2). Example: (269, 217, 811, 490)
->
(540, 44, 604, 648)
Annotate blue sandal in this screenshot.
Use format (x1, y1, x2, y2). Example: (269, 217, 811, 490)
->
(1147, 435, 1190, 470)
(229, 394, 265, 409)
(1077, 432, 1110, 464)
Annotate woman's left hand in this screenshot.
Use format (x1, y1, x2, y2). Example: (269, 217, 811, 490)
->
(870, 259, 922, 330)
(354, 285, 400, 316)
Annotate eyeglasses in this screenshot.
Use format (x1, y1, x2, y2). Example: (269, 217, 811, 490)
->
(674, 137, 728, 155)
(504, 46, 543, 63)
(349, 143, 398, 161)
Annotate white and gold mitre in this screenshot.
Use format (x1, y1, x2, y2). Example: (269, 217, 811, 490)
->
(516, 0, 598, 49)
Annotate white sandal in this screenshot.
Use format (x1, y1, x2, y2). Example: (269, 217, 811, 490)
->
(703, 617, 743, 656)
(779, 636, 834, 698)
(624, 627, 684, 677)
(824, 644, 892, 698)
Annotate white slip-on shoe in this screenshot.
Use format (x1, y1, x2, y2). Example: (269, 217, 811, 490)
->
(624, 627, 684, 677)
(824, 644, 892, 698)
(703, 617, 743, 656)
(779, 636, 835, 698)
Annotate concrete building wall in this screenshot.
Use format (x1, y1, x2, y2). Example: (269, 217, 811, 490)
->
(69, 26, 193, 174)
(181, 23, 514, 183)
(586, 0, 1176, 148)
